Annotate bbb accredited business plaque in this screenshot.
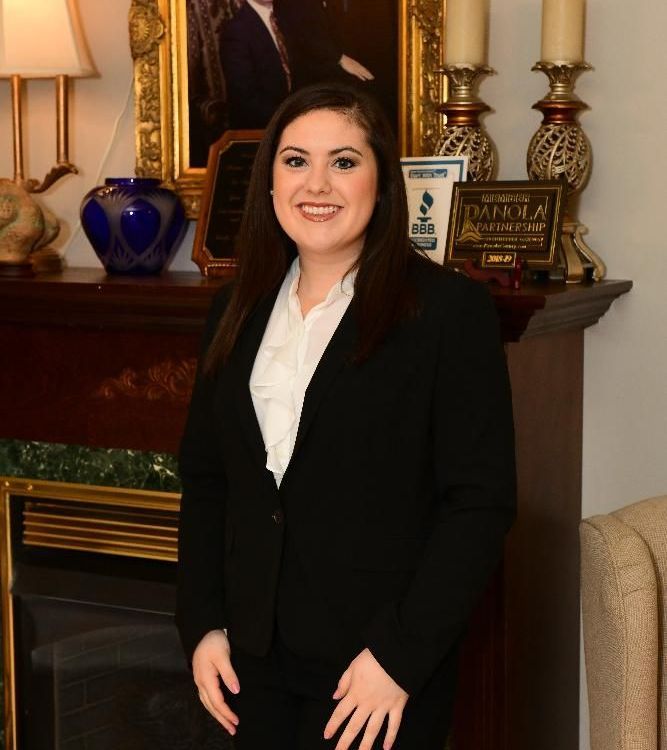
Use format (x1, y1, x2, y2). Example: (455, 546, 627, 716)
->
(401, 156, 468, 265)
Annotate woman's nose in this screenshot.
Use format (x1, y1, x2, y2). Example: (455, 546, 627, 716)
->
(305, 164, 331, 194)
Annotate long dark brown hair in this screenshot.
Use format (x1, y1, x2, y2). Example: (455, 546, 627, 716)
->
(204, 82, 419, 375)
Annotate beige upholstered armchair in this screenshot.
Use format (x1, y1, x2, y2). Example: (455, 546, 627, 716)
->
(580, 495, 667, 750)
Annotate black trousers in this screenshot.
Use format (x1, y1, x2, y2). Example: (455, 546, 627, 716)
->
(223, 631, 458, 750)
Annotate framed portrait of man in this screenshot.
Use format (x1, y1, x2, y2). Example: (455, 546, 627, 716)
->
(186, 0, 401, 168)
(130, 0, 446, 219)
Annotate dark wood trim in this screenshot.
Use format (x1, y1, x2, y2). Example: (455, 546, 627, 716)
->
(0, 269, 224, 333)
(504, 330, 584, 750)
(0, 269, 632, 340)
(493, 279, 632, 341)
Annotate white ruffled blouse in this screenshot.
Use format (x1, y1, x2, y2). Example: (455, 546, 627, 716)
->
(249, 258, 355, 487)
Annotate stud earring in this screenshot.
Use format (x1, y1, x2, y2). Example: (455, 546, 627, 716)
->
(270, 189, 274, 196)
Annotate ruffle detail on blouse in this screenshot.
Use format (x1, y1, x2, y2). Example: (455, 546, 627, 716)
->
(249, 258, 356, 485)
(249, 287, 303, 480)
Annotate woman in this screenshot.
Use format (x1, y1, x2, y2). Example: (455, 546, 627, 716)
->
(176, 83, 516, 750)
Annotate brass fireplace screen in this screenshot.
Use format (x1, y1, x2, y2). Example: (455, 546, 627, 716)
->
(0, 477, 230, 750)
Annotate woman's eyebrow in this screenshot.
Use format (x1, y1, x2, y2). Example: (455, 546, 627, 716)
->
(329, 146, 363, 157)
(277, 145, 364, 157)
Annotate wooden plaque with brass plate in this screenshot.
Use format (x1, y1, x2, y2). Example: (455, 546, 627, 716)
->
(445, 180, 565, 271)
(192, 130, 262, 277)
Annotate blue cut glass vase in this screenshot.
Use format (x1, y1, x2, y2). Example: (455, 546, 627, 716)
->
(80, 178, 187, 275)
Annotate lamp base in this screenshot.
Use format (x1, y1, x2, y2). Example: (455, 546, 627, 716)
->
(30, 246, 65, 274)
(0, 260, 35, 278)
(0, 179, 61, 274)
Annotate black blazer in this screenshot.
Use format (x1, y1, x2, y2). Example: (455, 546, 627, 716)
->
(274, 0, 343, 88)
(220, 4, 290, 129)
(176, 258, 516, 696)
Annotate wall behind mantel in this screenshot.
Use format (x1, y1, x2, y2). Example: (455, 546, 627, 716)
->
(1, 2, 666, 748)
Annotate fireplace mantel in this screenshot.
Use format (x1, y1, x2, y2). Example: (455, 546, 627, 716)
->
(0, 267, 631, 337)
(0, 269, 631, 454)
(0, 268, 631, 750)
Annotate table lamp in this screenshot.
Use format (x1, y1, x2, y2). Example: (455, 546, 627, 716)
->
(0, 0, 96, 276)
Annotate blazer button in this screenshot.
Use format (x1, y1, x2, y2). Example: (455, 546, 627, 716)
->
(272, 509, 284, 525)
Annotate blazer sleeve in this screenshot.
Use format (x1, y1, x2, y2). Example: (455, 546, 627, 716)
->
(362, 279, 517, 696)
(175, 285, 233, 664)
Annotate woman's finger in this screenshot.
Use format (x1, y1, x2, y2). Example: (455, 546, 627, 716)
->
(208, 680, 240, 727)
(215, 654, 241, 695)
(382, 707, 404, 750)
(198, 689, 237, 735)
(323, 694, 356, 739)
(334, 707, 371, 750)
(358, 710, 385, 750)
(198, 667, 239, 724)
(332, 668, 352, 699)
(198, 662, 240, 725)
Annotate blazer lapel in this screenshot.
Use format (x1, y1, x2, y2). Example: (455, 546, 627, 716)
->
(228, 289, 280, 475)
(284, 301, 358, 480)
(226, 289, 357, 488)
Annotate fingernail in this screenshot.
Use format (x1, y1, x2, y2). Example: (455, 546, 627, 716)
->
(231, 682, 240, 694)
(332, 689, 340, 699)
(323, 731, 331, 740)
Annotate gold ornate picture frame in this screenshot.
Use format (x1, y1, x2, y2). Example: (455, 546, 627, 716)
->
(129, 0, 446, 219)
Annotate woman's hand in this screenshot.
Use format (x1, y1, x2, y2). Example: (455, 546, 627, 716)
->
(324, 648, 408, 750)
(192, 629, 240, 736)
(338, 54, 375, 81)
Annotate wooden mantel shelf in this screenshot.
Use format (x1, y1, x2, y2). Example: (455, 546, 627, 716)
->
(0, 268, 632, 340)
(493, 278, 632, 341)
(0, 268, 221, 333)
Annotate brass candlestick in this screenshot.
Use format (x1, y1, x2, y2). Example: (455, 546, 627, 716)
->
(527, 61, 606, 282)
(435, 65, 497, 181)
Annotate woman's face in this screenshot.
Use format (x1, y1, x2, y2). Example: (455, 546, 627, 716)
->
(271, 109, 379, 263)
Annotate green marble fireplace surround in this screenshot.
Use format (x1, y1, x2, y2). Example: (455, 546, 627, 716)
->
(0, 440, 182, 750)
(0, 440, 180, 493)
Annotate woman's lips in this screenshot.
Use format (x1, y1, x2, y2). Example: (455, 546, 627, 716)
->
(297, 203, 341, 222)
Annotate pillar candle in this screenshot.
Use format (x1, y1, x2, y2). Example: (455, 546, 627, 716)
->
(541, 0, 585, 62)
(444, 0, 488, 66)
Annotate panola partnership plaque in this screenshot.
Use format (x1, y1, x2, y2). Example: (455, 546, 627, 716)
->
(445, 180, 565, 270)
(401, 156, 468, 265)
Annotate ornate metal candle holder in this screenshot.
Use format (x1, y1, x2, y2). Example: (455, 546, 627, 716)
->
(527, 61, 606, 282)
(436, 65, 497, 182)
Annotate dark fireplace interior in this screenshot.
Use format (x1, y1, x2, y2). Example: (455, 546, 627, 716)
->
(7, 490, 233, 750)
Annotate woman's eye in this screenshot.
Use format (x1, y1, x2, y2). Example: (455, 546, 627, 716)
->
(284, 155, 306, 168)
(333, 156, 356, 170)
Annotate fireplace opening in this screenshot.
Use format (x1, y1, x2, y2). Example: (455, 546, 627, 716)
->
(1, 479, 233, 750)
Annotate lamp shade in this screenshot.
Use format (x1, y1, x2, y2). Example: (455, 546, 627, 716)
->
(0, 0, 96, 78)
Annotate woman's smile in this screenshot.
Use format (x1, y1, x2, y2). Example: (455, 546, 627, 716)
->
(297, 202, 342, 221)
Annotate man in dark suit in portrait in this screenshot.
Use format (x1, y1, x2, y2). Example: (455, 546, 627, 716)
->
(325, 0, 399, 129)
(274, 0, 374, 90)
(220, 0, 292, 129)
